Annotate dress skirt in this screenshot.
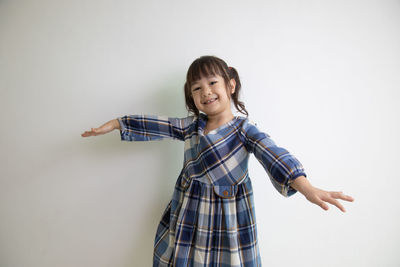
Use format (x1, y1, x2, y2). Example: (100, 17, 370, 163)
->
(153, 175, 261, 267)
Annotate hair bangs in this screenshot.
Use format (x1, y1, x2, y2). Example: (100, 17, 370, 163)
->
(188, 60, 223, 87)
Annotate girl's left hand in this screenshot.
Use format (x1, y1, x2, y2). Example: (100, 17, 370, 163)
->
(303, 187, 355, 212)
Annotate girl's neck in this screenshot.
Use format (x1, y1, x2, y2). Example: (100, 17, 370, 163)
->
(204, 110, 235, 126)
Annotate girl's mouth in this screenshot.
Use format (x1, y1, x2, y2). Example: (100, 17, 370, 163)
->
(204, 98, 217, 104)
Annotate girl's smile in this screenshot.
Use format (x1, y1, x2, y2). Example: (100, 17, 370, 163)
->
(203, 97, 218, 105)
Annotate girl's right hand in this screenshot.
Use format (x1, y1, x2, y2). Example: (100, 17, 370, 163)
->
(81, 119, 120, 137)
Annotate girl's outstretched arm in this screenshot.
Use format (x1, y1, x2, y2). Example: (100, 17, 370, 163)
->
(81, 115, 195, 141)
(241, 118, 307, 197)
(290, 176, 355, 212)
(81, 119, 120, 137)
(117, 115, 194, 142)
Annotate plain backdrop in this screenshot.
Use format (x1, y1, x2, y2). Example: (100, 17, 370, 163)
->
(1, 0, 399, 266)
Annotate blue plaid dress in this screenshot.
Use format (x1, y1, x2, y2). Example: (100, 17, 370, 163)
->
(117, 113, 307, 267)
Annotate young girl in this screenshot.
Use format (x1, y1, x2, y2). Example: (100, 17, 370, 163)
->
(81, 55, 354, 266)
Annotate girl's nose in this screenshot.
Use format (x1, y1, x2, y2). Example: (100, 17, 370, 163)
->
(202, 86, 212, 96)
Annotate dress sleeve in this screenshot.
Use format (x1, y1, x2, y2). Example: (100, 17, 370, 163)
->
(117, 115, 195, 142)
(241, 119, 307, 197)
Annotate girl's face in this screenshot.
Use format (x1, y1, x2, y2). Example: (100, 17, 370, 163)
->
(190, 74, 236, 117)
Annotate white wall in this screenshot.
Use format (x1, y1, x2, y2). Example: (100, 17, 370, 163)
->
(1, 0, 399, 266)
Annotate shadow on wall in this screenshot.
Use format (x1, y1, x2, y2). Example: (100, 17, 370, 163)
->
(125, 72, 189, 265)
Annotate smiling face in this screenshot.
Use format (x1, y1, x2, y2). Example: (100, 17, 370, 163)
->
(190, 74, 236, 117)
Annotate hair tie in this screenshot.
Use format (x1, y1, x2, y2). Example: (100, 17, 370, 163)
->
(228, 66, 232, 70)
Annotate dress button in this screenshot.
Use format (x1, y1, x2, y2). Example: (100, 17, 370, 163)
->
(223, 190, 229, 196)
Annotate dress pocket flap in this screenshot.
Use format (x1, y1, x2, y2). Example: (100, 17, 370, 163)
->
(213, 185, 238, 198)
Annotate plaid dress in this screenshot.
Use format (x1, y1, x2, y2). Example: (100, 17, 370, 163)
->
(117, 113, 307, 267)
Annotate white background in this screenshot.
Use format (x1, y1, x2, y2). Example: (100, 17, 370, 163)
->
(1, 0, 399, 266)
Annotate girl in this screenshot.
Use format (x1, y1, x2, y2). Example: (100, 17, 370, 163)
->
(81, 55, 354, 266)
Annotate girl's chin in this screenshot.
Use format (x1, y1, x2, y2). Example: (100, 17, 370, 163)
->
(202, 100, 219, 109)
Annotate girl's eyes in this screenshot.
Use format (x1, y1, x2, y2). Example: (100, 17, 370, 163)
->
(193, 81, 217, 91)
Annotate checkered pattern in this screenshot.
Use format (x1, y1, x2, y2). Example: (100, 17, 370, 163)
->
(118, 113, 307, 266)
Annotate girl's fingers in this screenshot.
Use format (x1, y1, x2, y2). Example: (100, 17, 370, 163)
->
(331, 191, 355, 202)
(330, 198, 346, 212)
(323, 192, 347, 212)
(81, 131, 91, 137)
(81, 128, 100, 137)
(320, 196, 342, 212)
(318, 201, 329, 211)
(342, 194, 355, 202)
(308, 188, 353, 213)
(308, 193, 329, 211)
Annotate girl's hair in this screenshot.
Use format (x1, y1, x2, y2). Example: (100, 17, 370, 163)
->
(184, 55, 248, 117)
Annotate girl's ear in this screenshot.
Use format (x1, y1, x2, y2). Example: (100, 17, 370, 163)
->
(230, 78, 236, 94)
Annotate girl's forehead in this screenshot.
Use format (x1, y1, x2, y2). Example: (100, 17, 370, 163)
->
(192, 73, 221, 83)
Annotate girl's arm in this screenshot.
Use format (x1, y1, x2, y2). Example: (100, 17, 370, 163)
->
(82, 115, 194, 141)
(241, 119, 354, 212)
(241, 119, 306, 198)
(117, 115, 194, 142)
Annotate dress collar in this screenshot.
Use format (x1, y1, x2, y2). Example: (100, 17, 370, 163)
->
(197, 113, 207, 132)
(197, 113, 241, 135)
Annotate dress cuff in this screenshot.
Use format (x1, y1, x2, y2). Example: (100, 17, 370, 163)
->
(117, 117, 127, 140)
(284, 172, 307, 197)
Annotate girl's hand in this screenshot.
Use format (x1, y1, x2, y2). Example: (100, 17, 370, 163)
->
(303, 186, 355, 212)
(81, 119, 120, 137)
